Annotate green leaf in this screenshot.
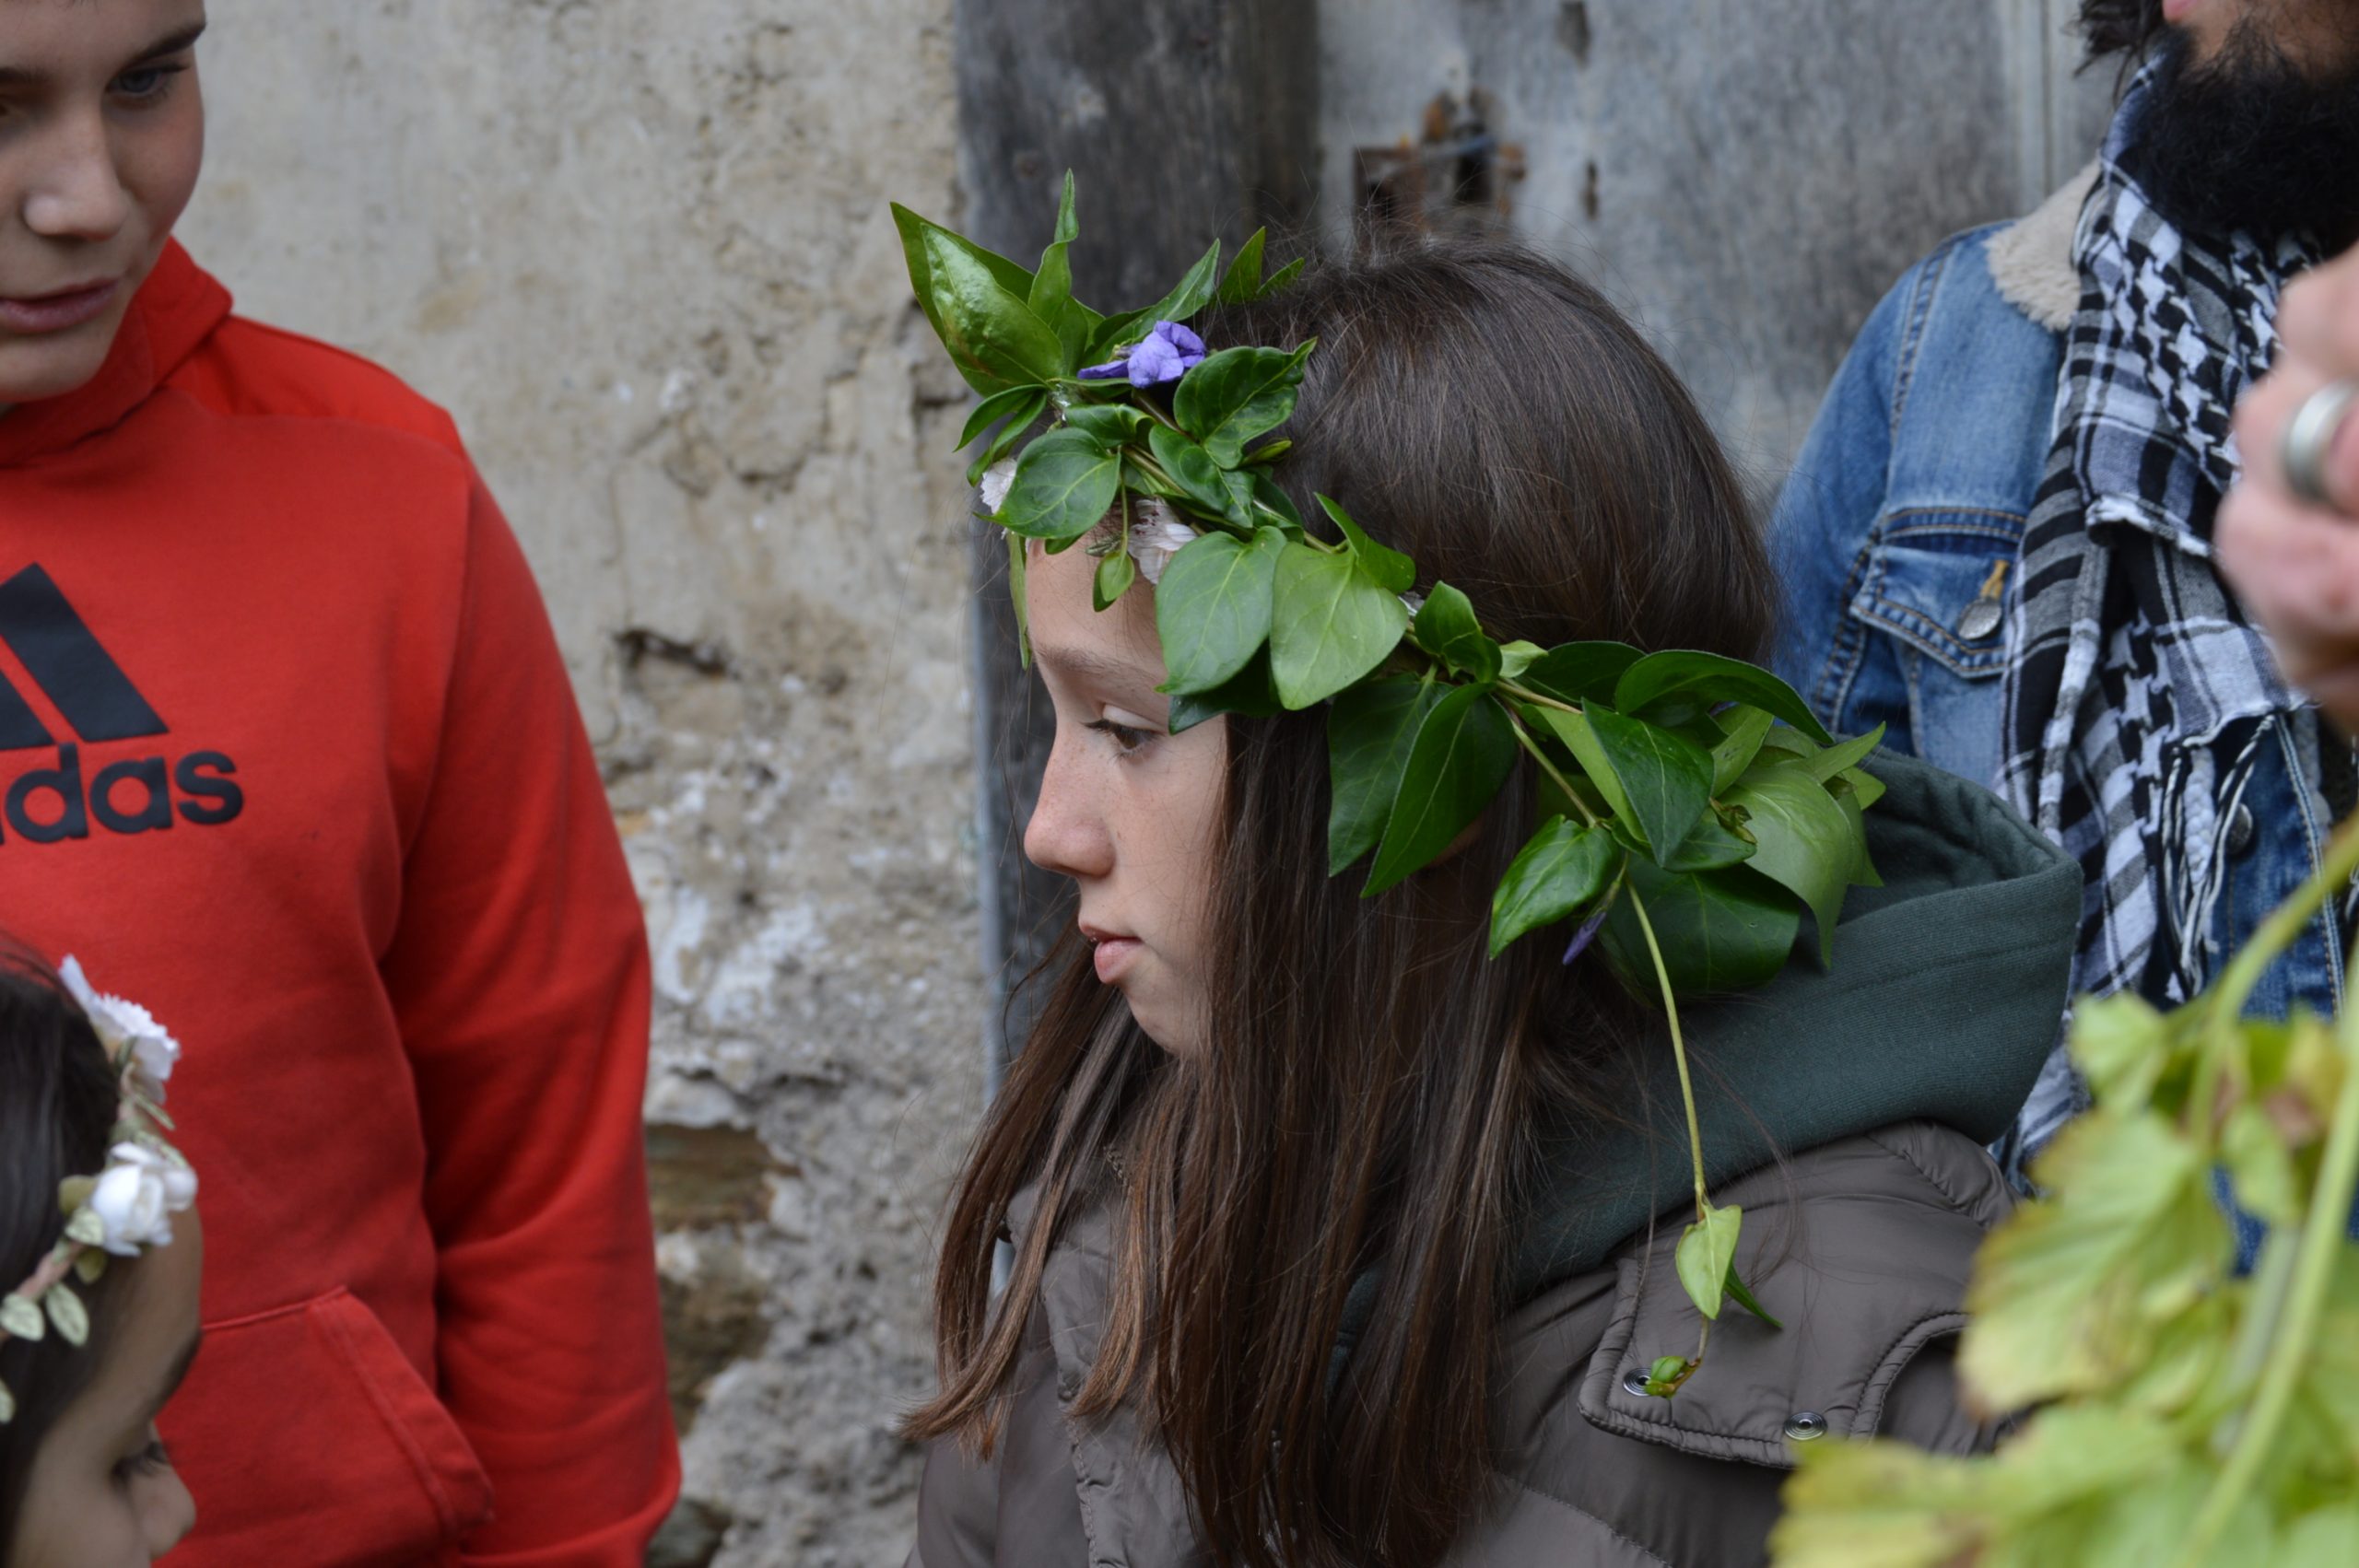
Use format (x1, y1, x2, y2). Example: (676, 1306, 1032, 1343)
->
(1520, 641, 1642, 706)
(1085, 307, 1150, 364)
(1154, 527, 1283, 696)
(957, 384, 1050, 451)
(919, 226, 1067, 392)
(1269, 543, 1409, 708)
(1028, 239, 1091, 369)
(1250, 472, 1305, 536)
(893, 204, 1037, 322)
(44, 1281, 88, 1346)
(72, 1249, 105, 1284)
(1570, 707, 1716, 864)
(1005, 532, 1031, 667)
(2220, 1101, 2303, 1227)
(1259, 257, 1306, 299)
(1802, 722, 1887, 783)
(1326, 678, 1446, 873)
(1215, 227, 1267, 304)
(1242, 438, 1292, 466)
(1723, 1265, 1783, 1329)
(1169, 649, 1283, 734)
(1724, 768, 1859, 965)
(1062, 404, 1149, 446)
(1676, 1203, 1743, 1322)
(998, 427, 1121, 542)
(1839, 764, 1885, 810)
(1138, 239, 1223, 328)
(1365, 686, 1517, 896)
(1613, 650, 1835, 746)
(967, 389, 1050, 486)
(1498, 640, 1543, 680)
(0, 1293, 42, 1341)
(1173, 343, 1314, 466)
(1092, 540, 1135, 612)
(1148, 425, 1245, 528)
(1051, 169, 1079, 243)
(1709, 706, 1776, 793)
(1601, 858, 1801, 995)
(1411, 582, 1501, 684)
(1488, 817, 1620, 955)
(1962, 1111, 2232, 1410)
(2068, 993, 2175, 1110)
(63, 1208, 105, 1247)
(1644, 1354, 1695, 1398)
(1652, 809, 1756, 872)
(1316, 496, 1416, 593)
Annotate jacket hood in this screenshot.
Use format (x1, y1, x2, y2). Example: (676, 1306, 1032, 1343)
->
(1505, 751, 2079, 1298)
(0, 240, 232, 466)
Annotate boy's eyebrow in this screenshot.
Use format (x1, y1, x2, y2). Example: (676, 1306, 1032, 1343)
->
(0, 19, 208, 89)
(142, 1328, 203, 1421)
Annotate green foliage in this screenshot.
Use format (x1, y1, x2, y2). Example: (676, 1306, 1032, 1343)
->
(1174, 343, 1315, 466)
(1364, 685, 1516, 897)
(998, 427, 1122, 543)
(1327, 678, 1447, 876)
(1775, 815, 2359, 1568)
(1154, 529, 1284, 696)
(1488, 817, 1617, 956)
(1268, 541, 1409, 708)
(1677, 1204, 1744, 1323)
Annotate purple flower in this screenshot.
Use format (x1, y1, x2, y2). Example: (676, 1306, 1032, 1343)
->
(1561, 907, 1608, 965)
(1077, 320, 1205, 388)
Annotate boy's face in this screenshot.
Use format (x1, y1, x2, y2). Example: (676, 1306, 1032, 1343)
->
(0, 0, 205, 407)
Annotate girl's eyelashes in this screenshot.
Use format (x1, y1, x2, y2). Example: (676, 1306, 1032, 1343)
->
(114, 1435, 172, 1482)
(1085, 717, 1154, 755)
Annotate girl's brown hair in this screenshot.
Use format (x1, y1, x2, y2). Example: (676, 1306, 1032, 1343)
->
(909, 241, 1772, 1567)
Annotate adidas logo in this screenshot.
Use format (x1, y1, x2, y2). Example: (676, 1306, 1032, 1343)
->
(0, 564, 242, 845)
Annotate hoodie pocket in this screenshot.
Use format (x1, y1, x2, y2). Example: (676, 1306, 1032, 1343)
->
(164, 1288, 494, 1567)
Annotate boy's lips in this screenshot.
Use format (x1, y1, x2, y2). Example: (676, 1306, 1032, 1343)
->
(0, 279, 120, 335)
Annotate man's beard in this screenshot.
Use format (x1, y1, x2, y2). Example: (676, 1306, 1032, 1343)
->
(2128, 14, 2359, 249)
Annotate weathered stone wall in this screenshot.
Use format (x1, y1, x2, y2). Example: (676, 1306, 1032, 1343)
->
(178, 3, 981, 1563)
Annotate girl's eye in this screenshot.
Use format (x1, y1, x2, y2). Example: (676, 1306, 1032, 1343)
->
(111, 64, 186, 103)
(1085, 718, 1153, 755)
(114, 1436, 172, 1482)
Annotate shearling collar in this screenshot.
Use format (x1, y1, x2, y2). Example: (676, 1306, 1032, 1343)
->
(1986, 161, 2100, 332)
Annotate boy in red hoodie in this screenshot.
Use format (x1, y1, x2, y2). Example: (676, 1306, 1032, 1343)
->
(0, 6, 679, 1562)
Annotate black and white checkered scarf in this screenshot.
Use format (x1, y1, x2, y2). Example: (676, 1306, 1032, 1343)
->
(1998, 64, 2323, 1155)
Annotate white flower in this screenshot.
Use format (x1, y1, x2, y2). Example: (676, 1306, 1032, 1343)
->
(57, 956, 179, 1103)
(1127, 500, 1201, 586)
(978, 458, 1017, 515)
(86, 1143, 197, 1258)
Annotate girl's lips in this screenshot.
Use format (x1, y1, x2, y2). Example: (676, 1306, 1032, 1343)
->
(0, 279, 120, 335)
(1091, 936, 1143, 984)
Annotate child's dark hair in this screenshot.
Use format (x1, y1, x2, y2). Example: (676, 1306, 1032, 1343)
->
(0, 945, 130, 1550)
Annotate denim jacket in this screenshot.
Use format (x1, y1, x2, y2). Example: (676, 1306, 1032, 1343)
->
(1767, 172, 2344, 1086)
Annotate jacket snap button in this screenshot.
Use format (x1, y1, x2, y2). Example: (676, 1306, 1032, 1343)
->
(1785, 1410, 1827, 1441)
(2226, 802, 2257, 859)
(1057, 1374, 1078, 1401)
(1622, 1369, 1649, 1397)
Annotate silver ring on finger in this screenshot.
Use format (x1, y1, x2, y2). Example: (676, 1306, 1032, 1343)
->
(2282, 375, 2359, 516)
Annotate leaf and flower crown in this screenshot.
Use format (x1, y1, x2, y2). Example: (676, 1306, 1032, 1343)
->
(0, 960, 195, 1425)
(895, 177, 1885, 1394)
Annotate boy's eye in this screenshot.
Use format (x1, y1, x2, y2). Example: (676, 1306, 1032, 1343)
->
(111, 64, 186, 101)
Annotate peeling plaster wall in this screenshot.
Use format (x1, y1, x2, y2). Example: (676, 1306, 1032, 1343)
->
(176, 4, 981, 1563)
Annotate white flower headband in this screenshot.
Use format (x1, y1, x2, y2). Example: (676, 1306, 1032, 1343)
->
(0, 959, 195, 1424)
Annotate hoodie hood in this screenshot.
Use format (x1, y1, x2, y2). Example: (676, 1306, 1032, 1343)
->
(0, 240, 232, 467)
(1505, 751, 2080, 1297)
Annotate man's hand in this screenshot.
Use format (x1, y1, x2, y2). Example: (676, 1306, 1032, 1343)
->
(2220, 248, 2359, 727)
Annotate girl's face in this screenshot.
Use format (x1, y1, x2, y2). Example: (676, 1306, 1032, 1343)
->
(0, 0, 206, 406)
(1023, 538, 1226, 1057)
(9, 1210, 203, 1567)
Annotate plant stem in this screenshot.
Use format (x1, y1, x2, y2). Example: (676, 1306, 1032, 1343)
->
(1628, 886, 1710, 1213)
(1496, 677, 1580, 716)
(1508, 716, 1601, 829)
(2189, 813, 2359, 1149)
(2174, 973, 2359, 1567)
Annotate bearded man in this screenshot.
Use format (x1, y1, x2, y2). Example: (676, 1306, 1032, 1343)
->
(1770, 0, 2359, 1172)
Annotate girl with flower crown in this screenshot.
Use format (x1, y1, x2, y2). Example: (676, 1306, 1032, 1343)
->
(898, 226, 2086, 1567)
(0, 951, 200, 1566)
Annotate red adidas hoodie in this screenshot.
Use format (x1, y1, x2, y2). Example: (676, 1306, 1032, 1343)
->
(0, 243, 679, 1564)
